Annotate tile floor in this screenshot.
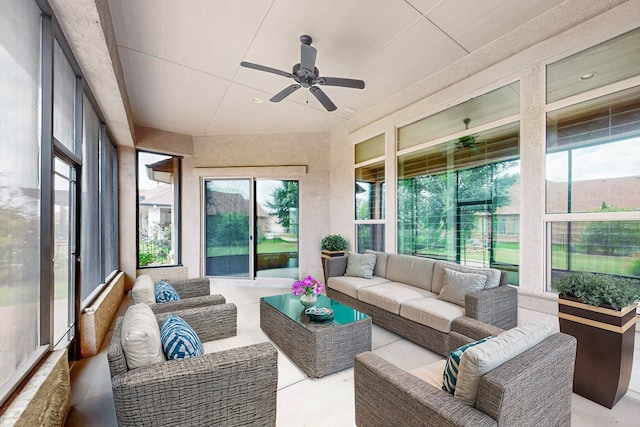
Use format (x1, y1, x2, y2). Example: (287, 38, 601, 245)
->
(66, 279, 640, 426)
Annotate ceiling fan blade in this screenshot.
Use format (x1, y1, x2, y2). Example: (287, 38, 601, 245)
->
(316, 76, 365, 89)
(240, 61, 293, 78)
(270, 84, 301, 102)
(309, 86, 337, 111)
(300, 43, 317, 72)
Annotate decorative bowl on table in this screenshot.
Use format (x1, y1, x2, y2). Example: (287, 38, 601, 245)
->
(305, 307, 334, 322)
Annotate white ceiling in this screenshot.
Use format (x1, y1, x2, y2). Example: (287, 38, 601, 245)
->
(107, 0, 566, 137)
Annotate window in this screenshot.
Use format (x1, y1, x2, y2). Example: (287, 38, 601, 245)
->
(545, 29, 640, 290)
(355, 134, 385, 253)
(101, 131, 119, 280)
(137, 151, 181, 267)
(0, 0, 43, 404)
(397, 90, 521, 284)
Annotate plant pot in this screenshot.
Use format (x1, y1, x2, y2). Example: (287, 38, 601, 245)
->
(299, 293, 317, 308)
(321, 250, 346, 258)
(558, 295, 637, 408)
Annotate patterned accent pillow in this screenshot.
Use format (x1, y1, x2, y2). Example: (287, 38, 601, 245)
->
(155, 280, 180, 303)
(160, 314, 204, 360)
(442, 336, 494, 394)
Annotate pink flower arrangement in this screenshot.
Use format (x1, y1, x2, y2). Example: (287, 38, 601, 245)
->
(291, 275, 324, 296)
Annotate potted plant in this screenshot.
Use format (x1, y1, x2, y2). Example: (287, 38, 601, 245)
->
(553, 271, 640, 408)
(320, 234, 349, 258)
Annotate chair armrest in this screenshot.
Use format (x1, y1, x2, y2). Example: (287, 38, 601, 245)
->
(149, 294, 226, 314)
(449, 317, 505, 353)
(476, 333, 576, 426)
(465, 285, 518, 330)
(166, 277, 211, 299)
(325, 256, 348, 278)
(354, 352, 496, 427)
(155, 303, 237, 343)
(111, 342, 278, 427)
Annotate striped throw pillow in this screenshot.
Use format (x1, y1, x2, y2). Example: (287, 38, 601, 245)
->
(442, 336, 494, 394)
(155, 280, 180, 303)
(160, 314, 204, 360)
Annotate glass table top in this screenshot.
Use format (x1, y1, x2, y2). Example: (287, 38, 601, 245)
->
(262, 293, 369, 326)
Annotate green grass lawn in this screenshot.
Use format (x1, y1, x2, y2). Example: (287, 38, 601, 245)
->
(206, 239, 298, 257)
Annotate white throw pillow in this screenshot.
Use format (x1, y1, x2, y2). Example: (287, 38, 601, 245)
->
(438, 268, 487, 307)
(454, 321, 555, 405)
(345, 252, 377, 279)
(120, 303, 165, 369)
(131, 274, 156, 304)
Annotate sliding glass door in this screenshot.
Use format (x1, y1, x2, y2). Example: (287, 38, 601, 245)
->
(255, 180, 298, 279)
(204, 179, 298, 279)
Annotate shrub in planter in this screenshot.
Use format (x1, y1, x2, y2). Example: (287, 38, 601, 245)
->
(321, 234, 349, 252)
(553, 271, 640, 408)
(553, 271, 639, 310)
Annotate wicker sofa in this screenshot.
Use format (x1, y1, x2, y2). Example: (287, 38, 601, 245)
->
(107, 303, 278, 426)
(354, 317, 577, 426)
(325, 251, 517, 356)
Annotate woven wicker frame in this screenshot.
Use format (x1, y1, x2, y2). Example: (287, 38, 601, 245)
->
(260, 297, 371, 378)
(354, 325, 577, 427)
(325, 255, 518, 356)
(108, 303, 278, 426)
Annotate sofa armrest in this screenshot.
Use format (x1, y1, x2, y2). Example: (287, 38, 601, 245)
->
(155, 303, 237, 343)
(166, 277, 211, 299)
(111, 342, 278, 427)
(149, 294, 226, 314)
(465, 285, 518, 330)
(448, 317, 505, 353)
(354, 352, 496, 427)
(324, 255, 348, 279)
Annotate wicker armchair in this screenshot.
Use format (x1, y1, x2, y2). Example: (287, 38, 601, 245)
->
(354, 317, 577, 427)
(133, 277, 226, 314)
(108, 303, 278, 427)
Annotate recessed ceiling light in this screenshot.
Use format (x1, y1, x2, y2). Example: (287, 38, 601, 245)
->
(343, 107, 356, 115)
(251, 97, 263, 104)
(580, 72, 597, 80)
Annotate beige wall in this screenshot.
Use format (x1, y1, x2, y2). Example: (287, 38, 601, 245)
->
(326, 1, 640, 312)
(120, 130, 330, 283)
(193, 132, 330, 280)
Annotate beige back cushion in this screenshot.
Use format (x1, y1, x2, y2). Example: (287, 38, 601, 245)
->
(454, 321, 555, 405)
(131, 274, 156, 304)
(120, 303, 165, 369)
(385, 254, 435, 291)
(365, 250, 389, 278)
(432, 261, 501, 294)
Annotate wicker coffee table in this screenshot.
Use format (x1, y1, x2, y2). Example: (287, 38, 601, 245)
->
(260, 293, 371, 378)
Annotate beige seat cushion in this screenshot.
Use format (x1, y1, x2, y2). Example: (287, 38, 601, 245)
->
(328, 276, 389, 299)
(454, 321, 555, 405)
(400, 298, 465, 333)
(131, 274, 156, 304)
(409, 359, 447, 389)
(358, 282, 437, 314)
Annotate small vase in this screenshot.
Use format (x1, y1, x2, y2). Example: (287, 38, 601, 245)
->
(299, 293, 317, 308)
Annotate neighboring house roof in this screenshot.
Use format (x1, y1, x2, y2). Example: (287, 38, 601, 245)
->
(206, 190, 268, 217)
(139, 185, 172, 206)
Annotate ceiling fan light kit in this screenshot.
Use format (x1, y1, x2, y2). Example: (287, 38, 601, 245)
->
(240, 35, 365, 112)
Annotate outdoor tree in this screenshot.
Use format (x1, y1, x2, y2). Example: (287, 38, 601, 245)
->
(265, 181, 298, 229)
(398, 161, 519, 255)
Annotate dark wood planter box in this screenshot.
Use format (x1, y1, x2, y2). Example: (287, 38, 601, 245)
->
(558, 295, 637, 408)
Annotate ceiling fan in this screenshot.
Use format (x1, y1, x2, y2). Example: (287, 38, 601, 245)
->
(240, 35, 365, 112)
(456, 118, 479, 150)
